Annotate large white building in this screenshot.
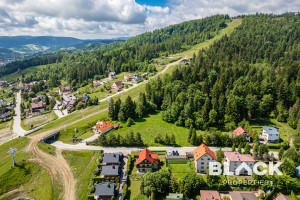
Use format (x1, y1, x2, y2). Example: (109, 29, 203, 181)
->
(224, 152, 255, 175)
(194, 144, 217, 173)
(261, 127, 280, 143)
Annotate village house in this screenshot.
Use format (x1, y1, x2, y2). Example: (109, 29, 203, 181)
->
(135, 148, 159, 172)
(93, 121, 114, 134)
(10, 87, 18, 93)
(124, 74, 132, 82)
(102, 153, 122, 165)
(0, 112, 12, 119)
(0, 81, 8, 88)
(229, 191, 258, 200)
(224, 152, 255, 175)
(108, 72, 116, 79)
(80, 96, 90, 104)
(131, 74, 141, 82)
(261, 127, 280, 143)
(62, 94, 77, 110)
(112, 81, 123, 92)
(233, 127, 252, 142)
(59, 86, 72, 95)
(0, 99, 7, 107)
(30, 101, 45, 114)
(100, 165, 120, 178)
(93, 80, 102, 87)
(194, 144, 217, 173)
(200, 190, 221, 200)
(276, 194, 293, 200)
(94, 183, 115, 200)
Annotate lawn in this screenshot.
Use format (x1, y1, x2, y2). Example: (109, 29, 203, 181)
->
(37, 141, 56, 156)
(0, 120, 13, 140)
(62, 150, 100, 200)
(113, 111, 207, 147)
(22, 111, 58, 131)
(168, 160, 195, 180)
(250, 118, 296, 143)
(0, 137, 55, 200)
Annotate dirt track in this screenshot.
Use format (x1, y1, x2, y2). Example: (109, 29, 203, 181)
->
(26, 108, 108, 200)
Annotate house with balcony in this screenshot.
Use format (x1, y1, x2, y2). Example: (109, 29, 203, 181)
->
(261, 127, 280, 143)
(135, 148, 159, 172)
(233, 127, 251, 142)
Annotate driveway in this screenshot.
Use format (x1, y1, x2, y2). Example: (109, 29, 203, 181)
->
(12, 91, 26, 137)
(53, 100, 68, 118)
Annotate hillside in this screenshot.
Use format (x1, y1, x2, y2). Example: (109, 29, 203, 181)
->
(0, 36, 126, 64)
(0, 15, 229, 84)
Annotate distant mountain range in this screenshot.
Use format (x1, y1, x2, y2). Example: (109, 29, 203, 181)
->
(0, 36, 129, 60)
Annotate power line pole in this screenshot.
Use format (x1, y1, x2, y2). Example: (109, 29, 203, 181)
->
(106, 99, 110, 111)
(7, 147, 18, 167)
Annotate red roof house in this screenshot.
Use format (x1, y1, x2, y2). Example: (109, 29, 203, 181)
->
(94, 121, 114, 134)
(193, 144, 217, 173)
(233, 127, 251, 142)
(136, 148, 159, 172)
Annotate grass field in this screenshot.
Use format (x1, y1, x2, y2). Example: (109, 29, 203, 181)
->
(173, 18, 242, 58)
(37, 142, 56, 156)
(22, 111, 58, 131)
(169, 161, 195, 179)
(62, 150, 100, 200)
(0, 137, 55, 200)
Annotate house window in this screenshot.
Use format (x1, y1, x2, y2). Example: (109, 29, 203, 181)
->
(208, 158, 210, 160)
(201, 158, 204, 160)
(201, 166, 204, 169)
(201, 162, 204, 165)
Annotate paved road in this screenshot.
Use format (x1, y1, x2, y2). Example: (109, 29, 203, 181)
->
(12, 91, 26, 137)
(51, 141, 279, 159)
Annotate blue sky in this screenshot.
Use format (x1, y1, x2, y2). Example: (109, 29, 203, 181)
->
(136, 0, 168, 7)
(0, 0, 299, 39)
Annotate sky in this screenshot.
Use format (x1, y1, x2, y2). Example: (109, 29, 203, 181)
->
(0, 0, 299, 39)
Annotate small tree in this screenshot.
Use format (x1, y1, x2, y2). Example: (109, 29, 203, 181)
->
(126, 117, 134, 127)
(278, 147, 284, 160)
(232, 144, 236, 152)
(238, 144, 242, 153)
(216, 148, 224, 162)
(244, 143, 250, 154)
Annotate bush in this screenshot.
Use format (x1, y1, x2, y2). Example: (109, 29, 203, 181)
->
(122, 184, 128, 197)
(126, 117, 134, 127)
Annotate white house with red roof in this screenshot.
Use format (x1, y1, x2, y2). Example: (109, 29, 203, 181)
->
(135, 148, 159, 172)
(224, 152, 255, 175)
(112, 81, 123, 92)
(194, 144, 217, 173)
(233, 127, 251, 142)
(93, 121, 114, 134)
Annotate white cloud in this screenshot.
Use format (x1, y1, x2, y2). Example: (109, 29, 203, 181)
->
(0, 0, 298, 39)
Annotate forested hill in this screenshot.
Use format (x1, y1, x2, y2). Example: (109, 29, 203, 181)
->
(142, 13, 300, 131)
(0, 15, 229, 83)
